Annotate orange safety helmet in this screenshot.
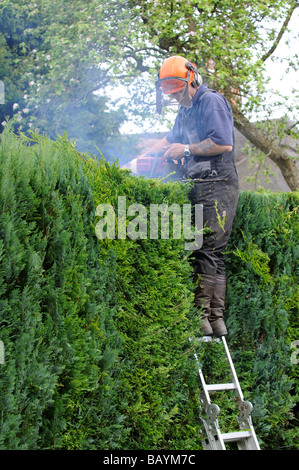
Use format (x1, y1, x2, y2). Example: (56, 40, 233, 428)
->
(155, 55, 202, 113)
(159, 56, 199, 94)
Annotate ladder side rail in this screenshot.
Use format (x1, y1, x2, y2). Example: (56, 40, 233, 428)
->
(202, 421, 226, 450)
(198, 367, 211, 405)
(194, 350, 226, 450)
(221, 337, 261, 450)
(236, 432, 260, 451)
(238, 410, 261, 450)
(221, 336, 244, 401)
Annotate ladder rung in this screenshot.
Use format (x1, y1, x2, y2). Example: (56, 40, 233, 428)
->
(206, 383, 236, 391)
(221, 431, 252, 442)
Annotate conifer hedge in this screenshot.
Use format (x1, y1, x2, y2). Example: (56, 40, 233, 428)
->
(0, 128, 298, 450)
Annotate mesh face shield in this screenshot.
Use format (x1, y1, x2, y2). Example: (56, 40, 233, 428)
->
(155, 76, 192, 115)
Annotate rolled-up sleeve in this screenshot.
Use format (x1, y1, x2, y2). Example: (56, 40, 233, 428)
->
(166, 89, 234, 147)
(200, 94, 234, 146)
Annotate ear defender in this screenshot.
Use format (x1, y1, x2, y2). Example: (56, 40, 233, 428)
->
(186, 61, 202, 88)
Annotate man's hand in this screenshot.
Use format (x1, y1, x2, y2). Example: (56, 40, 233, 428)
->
(163, 143, 185, 161)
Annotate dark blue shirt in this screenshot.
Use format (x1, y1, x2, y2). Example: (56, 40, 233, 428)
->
(166, 84, 234, 149)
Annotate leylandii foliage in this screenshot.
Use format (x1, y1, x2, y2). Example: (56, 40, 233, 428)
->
(0, 128, 298, 449)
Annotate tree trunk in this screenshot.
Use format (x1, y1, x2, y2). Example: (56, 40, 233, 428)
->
(231, 103, 298, 191)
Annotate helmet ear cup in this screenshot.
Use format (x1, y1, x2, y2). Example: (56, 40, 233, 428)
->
(186, 61, 202, 87)
(193, 72, 202, 88)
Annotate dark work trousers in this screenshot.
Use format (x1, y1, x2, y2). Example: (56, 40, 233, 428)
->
(189, 161, 239, 278)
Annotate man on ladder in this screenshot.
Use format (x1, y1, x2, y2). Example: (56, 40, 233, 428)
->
(148, 55, 260, 450)
(146, 55, 239, 338)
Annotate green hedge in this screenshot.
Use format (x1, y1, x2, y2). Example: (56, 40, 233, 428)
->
(225, 191, 299, 449)
(0, 128, 298, 450)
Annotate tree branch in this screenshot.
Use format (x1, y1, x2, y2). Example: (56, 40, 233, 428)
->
(230, 102, 298, 191)
(261, 2, 298, 62)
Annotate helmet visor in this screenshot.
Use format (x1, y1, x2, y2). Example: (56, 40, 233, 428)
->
(156, 77, 192, 114)
(170, 83, 192, 108)
(161, 78, 186, 94)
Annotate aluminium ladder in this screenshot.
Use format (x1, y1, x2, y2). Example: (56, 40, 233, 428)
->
(192, 335, 260, 450)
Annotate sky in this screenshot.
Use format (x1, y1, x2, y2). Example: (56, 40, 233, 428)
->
(257, 8, 299, 120)
(119, 8, 299, 135)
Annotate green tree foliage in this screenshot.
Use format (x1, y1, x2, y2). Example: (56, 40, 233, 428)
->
(0, 0, 128, 153)
(1, 1, 298, 186)
(129, 0, 295, 96)
(0, 128, 298, 449)
(126, 0, 298, 190)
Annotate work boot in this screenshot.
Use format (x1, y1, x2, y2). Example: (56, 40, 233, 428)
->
(209, 275, 228, 337)
(194, 274, 215, 336)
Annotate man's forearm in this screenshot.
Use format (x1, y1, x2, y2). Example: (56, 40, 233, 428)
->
(163, 138, 233, 160)
(189, 138, 233, 156)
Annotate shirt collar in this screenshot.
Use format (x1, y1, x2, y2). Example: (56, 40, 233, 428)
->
(192, 84, 208, 105)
